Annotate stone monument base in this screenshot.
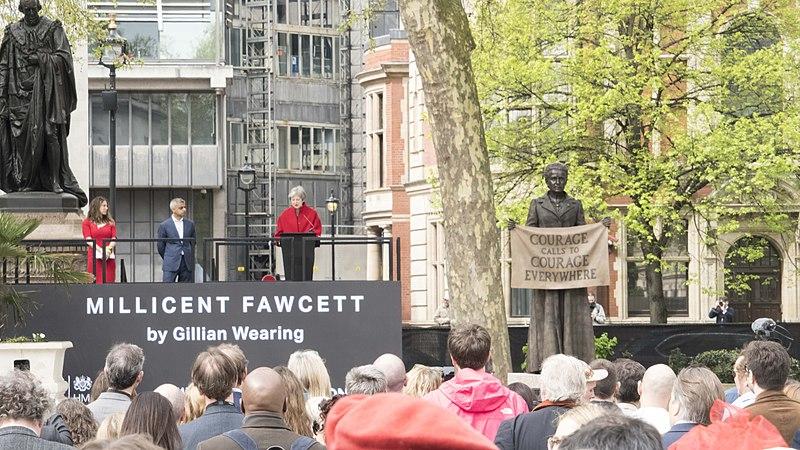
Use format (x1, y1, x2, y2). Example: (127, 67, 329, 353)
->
(0, 192, 84, 240)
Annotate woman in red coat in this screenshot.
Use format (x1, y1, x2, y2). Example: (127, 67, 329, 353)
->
(275, 186, 322, 280)
(82, 196, 117, 283)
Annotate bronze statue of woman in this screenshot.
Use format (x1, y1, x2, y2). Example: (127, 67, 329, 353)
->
(525, 162, 594, 371)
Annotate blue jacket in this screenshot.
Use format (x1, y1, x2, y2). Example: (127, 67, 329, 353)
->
(157, 217, 196, 272)
(179, 402, 244, 450)
(662, 422, 697, 448)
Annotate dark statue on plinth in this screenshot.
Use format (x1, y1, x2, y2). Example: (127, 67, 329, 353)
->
(525, 162, 594, 372)
(0, 0, 87, 209)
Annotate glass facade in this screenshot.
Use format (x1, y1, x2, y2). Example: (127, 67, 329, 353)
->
(277, 32, 337, 79)
(90, 92, 217, 146)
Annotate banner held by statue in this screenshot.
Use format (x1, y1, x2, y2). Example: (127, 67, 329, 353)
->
(511, 222, 610, 290)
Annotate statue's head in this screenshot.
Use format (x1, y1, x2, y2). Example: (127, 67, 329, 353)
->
(18, 0, 41, 25)
(543, 162, 568, 193)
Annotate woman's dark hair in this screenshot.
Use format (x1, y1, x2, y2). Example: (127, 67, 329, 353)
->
(119, 392, 182, 450)
(507, 382, 536, 412)
(88, 196, 114, 224)
(56, 398, 97, 445)
(90, 369, 109, 402)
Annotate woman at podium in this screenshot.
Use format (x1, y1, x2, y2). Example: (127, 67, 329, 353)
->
(274, 186, 322, 280)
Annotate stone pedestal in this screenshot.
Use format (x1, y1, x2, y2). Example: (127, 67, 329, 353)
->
(0, 341, 73, 404)
(0, 192, 84, 240)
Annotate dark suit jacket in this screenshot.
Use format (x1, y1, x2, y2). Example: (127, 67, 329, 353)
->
(495, 405, 570, 450)
(709, 306, 735, 323)
(157, 216, 196, 272)
(526, 194, 586, 228)
(179, 402, 244, 450)
(746, 390, 800, 444)
(662, 422, 697, 448)
(0, 426, 73, 450)
(196, 412, 324, 450)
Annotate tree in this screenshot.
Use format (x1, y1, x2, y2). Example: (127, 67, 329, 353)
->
(399, 0, 512, 378)
(474, 0, 800, 322)
(0, 0, 105, 47)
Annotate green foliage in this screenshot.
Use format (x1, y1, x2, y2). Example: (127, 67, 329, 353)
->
(667, 348, 800, 384)
(473, 0, 800, 322)
(594, 332, 618, 360)
(693, 349, 739, 383)
(667, 348, 692, 374)
(1, 333, 46, 343)
(0, 214, 93, 334)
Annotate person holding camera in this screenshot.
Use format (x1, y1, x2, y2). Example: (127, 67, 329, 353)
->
(709, 299, 735, 323)
(589, 293, 606, 325)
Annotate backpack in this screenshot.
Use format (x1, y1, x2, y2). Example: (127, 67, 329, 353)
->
(222, 429, 317, 450)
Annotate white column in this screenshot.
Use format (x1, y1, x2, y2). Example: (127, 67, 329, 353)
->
(382, 225, 392, 281)
(366, 226, 382, 281)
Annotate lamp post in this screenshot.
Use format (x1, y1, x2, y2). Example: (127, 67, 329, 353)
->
(237, 160, 256, 279)
(325, 190, 339, 280)
(98, 15, 128, 215)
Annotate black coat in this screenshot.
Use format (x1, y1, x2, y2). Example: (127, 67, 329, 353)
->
(494, 405, 570, 450)
(525, 195, 585, 228)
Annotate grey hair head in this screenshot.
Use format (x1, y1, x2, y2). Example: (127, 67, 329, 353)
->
(169, 197, 186, 211)
(540, 354, 586, 402)
(345, 364, 388, 395)
(105, 343, 145, 390)
(288, 186, 306, 201)
(0, 370, 52, 422)
(543, 162, 569, 178)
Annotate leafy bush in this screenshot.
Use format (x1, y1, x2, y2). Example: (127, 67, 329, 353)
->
(595, 332, 618, 360)
(668, 348, 692, 374)
(668, 347, 800, 384)
(693, 349, 739, 383)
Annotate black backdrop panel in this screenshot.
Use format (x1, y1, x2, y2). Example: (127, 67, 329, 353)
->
(12, 281, 401, 398)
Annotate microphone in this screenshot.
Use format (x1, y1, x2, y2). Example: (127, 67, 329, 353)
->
(752, 317, 777, 336)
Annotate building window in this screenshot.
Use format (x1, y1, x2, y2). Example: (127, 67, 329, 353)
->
(282, 0, 338, 27)
(275, 124, 342, 172)
(625, 225, 689, 317)
(428, 220, 448, 310)
(510, 289, 532, 317)
(89, 0, 218, 62)
(365, 92, 385, 189)
(89, 92, 217, 147)
(277, 32, 337, 79)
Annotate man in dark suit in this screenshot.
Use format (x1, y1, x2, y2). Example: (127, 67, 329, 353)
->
(180, 347, 244, 450)
(708, 300, 735, 323)
(0, 370, 72, 450)
(663, 366, 724, 448)
(158, 197, 196, 282)
(197, 367, 322, 450)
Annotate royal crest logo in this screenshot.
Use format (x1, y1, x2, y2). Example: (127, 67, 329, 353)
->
(73, 375, 92, 392)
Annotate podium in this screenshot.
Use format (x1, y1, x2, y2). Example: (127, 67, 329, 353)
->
(280, 232, 317, 281)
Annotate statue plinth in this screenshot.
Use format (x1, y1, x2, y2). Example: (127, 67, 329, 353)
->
(0, 192, 83, 240)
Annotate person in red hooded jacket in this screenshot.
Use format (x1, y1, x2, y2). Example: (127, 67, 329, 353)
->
(425, 324, 528, 441)
(274, 186, 322, 280)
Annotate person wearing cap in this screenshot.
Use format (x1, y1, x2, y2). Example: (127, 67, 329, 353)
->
(424, 324, 527, 440)
(581, 362, 609, 403)
(634, 364, 676, 434)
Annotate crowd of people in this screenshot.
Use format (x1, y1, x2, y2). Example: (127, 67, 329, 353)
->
(1, 325, 800, 449)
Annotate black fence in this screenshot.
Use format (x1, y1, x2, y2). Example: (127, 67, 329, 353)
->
(402, 323, 800, 372)
(10, 236, 401, 284)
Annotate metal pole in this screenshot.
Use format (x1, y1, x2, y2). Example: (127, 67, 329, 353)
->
(244, 189, 250, 280)
(330, 212, 336, 280)
(109, 65, 117, 215)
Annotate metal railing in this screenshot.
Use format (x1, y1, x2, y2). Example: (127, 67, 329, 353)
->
(7, 235, 400, 284)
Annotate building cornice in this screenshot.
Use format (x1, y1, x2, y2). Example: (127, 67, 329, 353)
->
(355, 62, 410, 85)
(88, 64, 234, 90)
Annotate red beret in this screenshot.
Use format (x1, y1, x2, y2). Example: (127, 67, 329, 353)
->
(325, 393, 498, 450)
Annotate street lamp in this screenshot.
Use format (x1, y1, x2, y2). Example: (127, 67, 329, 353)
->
(98, 15, 128, 215)
(237, 160, 257, 279)
(325, 189, 339, 280)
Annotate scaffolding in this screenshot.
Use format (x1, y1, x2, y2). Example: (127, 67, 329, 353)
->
(239, 0, 277, 278)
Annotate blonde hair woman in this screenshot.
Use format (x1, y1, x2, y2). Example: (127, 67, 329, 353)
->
(287, 350, 332, 397)
(181, 383, 206, 424)
(403, 364, 443, 398)
(274, 366, 314, 437)
(95, 411, 125, 440)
